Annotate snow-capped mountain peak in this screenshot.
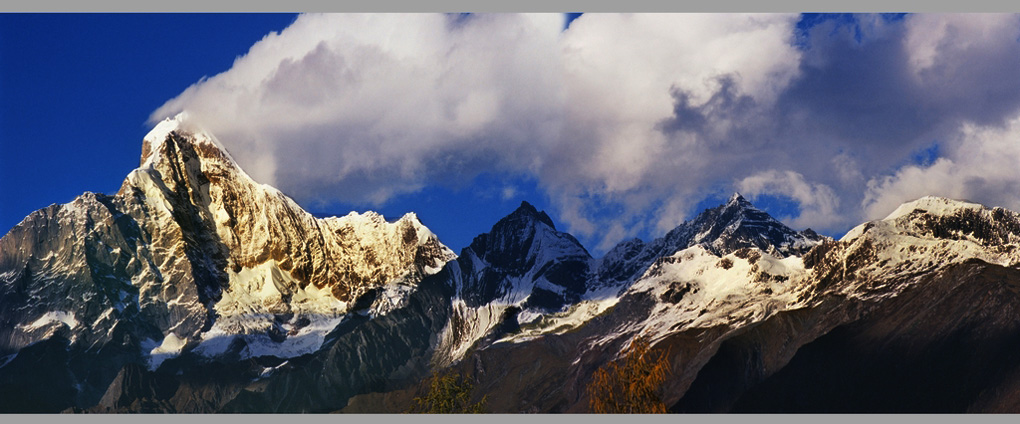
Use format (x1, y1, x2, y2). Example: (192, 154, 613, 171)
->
(505, 200, 557, 229)
(140, 114, 186, 165)
(140, 112, 232, 168)
(466, 201, 588, 274)
(811, 195, 1020, 309)
(726, 191, 752, 207)
(882, 195, 986, 221)
(590, 193, 826, 299)
(843, 195, 1020, 247)
(640, 193, 825, 263)
(432, 201, 596, 363)
(136, 112, 259, 191)
(1, 118, 456, 376)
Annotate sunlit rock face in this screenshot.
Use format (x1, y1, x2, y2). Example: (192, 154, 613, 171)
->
(0, 114, 454, 411)
(5, 114, 1020, 413)
(392, 196, 1020, 413)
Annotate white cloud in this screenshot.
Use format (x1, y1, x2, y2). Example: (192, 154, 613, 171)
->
(154, 13, 566, 204)
(737, 170, 842, 230)
(831, 152, 864, 185)
(902, 14, 1020, 127)
(151, 13, 1020, 252)
(554, 13, 801, 192)
(863, 114, 1020, 220)
(905, 14, 1020, 79)
(546, 13, 804, 239)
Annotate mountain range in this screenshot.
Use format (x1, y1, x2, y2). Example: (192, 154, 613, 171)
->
(2, 114, 1020, 413)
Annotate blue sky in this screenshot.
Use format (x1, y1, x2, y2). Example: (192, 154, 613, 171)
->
(0, 13, 561, 253)
(0, 14, 296, 230)
(3, 13, 1020, 255)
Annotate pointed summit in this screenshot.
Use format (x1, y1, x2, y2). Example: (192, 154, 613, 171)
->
(139, 113, 242, 174)
(1, 112, 456, 392)
(642, 193, 827, 259)
(141, 113, 196, 166)
(469, 201, 577, 262)
(140, 114, 184, 166)
(448, 200, 594, 348)
(595, 193, 828, 292)
(124, 112, 268, 207)
(517, 200, 538, 212)
(727, 192, 750, 206)
(695, 193, 825, 256)
(463, 201, 590, 300)
(502, 200, 556, 230)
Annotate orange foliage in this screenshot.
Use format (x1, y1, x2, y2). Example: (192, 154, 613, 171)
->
(407, 372, 487, 414)
(587, 335, 672, 413)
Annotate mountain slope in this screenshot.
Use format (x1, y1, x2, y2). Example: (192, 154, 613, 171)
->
(339, 194, 833, 412)
(85, 198, 601, 412)
(431, 201, 597, 365)
(673, 197, 1020, 412)
(365, 196, 1020, 413)
(5, 114, 1020, 413)
(594, 193, 824, 290)
(0, 114, 454, 412)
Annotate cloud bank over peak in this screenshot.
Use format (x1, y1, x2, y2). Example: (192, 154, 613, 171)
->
(863, 115, 1020, 219)
(155, 14, 567, 205)
(152, 13, 1020, 252)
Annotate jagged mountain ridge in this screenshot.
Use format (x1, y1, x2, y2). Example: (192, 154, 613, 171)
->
(199, 193, 830, 413)
(345, 194, 1019, 413)
(0, 123, 832, 412)
(668, 196, 1020, 412)
(3, 114, 1020, 413)
(596, 193, 825, 288)
(0, 115, 455, 411)
(424, 193, 827, 368)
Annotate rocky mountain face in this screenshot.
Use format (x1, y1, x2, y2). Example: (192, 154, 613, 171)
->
(595, 193, 824, 289)
(3, 117, 1020, 413)
(672, 197, 1020, 412)
(340, 197, 1020, 413)
(413, 195, 1020, 413)
(430, 201, 596, 366)
(0, 115, 454, 412)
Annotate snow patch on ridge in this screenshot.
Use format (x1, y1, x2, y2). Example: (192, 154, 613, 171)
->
(20, 311, 79, 331)
(883, 195, 986, 221)
(368, 283, 417, 317)
(145, 333, 188, 370)
(831, 196, 1020, 304)
(187, 260, 349, 360)
(193, 313, 345, 360)
(434, 298, 508, 365)
(502, 296, 621, 343)
(141, 114, 185, 167)
(614, 245, 810, 345)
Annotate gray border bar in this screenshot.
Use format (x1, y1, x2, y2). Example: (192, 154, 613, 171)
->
(4, 0, 1020, 13)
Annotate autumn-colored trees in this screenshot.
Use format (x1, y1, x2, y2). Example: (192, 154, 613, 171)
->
(587, 335, 673, 413)
(408, 335, 670, 413)
(407, 372, 488, 414)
